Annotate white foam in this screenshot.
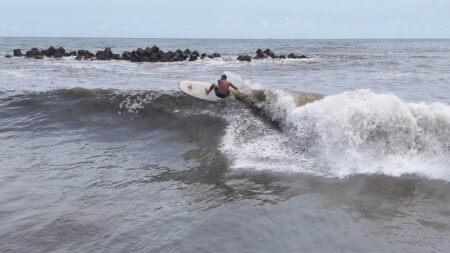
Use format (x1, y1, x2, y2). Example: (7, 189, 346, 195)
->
(112, 90, 169, 114)
(220, 106, 321, 175)
(221, 88, 450, 181)
(224, 71, 262, 91)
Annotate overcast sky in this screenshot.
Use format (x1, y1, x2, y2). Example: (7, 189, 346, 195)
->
(1, 0, 449, 39)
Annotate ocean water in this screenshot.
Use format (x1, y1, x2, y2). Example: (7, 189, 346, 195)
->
(0, 38, 449, 252)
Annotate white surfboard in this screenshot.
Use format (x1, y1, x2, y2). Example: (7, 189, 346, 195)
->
(179, 80, 225, 101)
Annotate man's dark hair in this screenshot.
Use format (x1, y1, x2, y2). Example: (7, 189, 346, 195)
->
(221, 74, 227, 80)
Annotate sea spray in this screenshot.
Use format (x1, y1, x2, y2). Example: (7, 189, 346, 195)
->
(222, 89, 450, 180)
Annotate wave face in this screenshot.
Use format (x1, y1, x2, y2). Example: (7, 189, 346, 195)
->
(0, 88, 233, 148)
(221, 89, 450, 181)
(1, 87, 449, 181)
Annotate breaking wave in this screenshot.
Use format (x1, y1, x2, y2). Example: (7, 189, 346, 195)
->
(2, 87, 449, 181)
(222, 89, 450, 180)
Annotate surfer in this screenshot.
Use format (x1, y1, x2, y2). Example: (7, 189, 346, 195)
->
(205, 74, 238, 98)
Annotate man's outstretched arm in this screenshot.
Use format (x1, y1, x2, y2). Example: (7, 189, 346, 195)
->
(205, 83, 216, 95)
(230, 83, 238, 90)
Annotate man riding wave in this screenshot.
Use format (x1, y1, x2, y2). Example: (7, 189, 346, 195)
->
(205, 74, 238, 98)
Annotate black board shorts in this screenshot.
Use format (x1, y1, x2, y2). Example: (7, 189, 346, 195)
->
(214, 87, 229, 99)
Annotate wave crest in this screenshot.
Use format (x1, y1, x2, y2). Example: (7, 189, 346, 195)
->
(225, 89, 450, 180)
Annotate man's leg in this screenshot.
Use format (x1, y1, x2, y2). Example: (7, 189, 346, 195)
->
(205, 84, 216, 95)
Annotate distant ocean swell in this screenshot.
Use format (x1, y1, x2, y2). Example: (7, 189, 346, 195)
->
(2, 87, 449, 181)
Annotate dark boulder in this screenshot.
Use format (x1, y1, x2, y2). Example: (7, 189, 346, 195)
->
(70, 51, 77, 56)
(287, 53, 296, 59)
(57, 47, 65, 55)
(47, 46, 58, 57)
(5, 54, 12, 58)
(165, 51, 175, 62)
(156, 51, 170, 62)
(122, 52, 132, 61)
(175, 49, 187, 60)
(144, 47, 153, 56)
(44, 47, 62, 58)
(35, 55, 43, 59)
(63, 53, 70, 57)
(104, 47, 113, 59)
(95, 51, 106, 60)
(237, 55, 251, 62)
(297, 55, 307, 59)
(31, 48, 41, 55)
(75, 55, 82, 60)
(200, 53, 207, 59)
(83, 51, 94, 59)
(26, 48, 41, 58)
(192, 51, 199, 57)
(212, 53, 221, 58)
(95, 53, 104, 59)
(173, 52, 183, 62)
(41, 48, 48, 57)
(189, 54, 198, 61)
(130, 51, 142, 62)
(255, 48, 265, 59)
(159, 55, 168, 62)
(78, 49, 86, 56)
(279, 55, 286, 59)
(157, 50, 167, 61)
(149, 53, 158, 62)
(136, 48, 145, 57)
(113, 54, 121, 60)
(144, 47, 151, 55)
(263, 49, 275, 58)
(207, 55, 213, 59)
(150, 45, 159, 54)
(81, 50, 94, 60)
(13, 49, 22, 57)
(184, 49, 191, 55)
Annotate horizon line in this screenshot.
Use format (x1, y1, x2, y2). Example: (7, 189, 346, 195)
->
(1, 36, 450, 40)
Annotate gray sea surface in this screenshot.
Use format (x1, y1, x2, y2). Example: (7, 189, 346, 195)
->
(0, 38, 449, 252)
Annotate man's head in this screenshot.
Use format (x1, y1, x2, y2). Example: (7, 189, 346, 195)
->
(221, 74, 227, 80)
